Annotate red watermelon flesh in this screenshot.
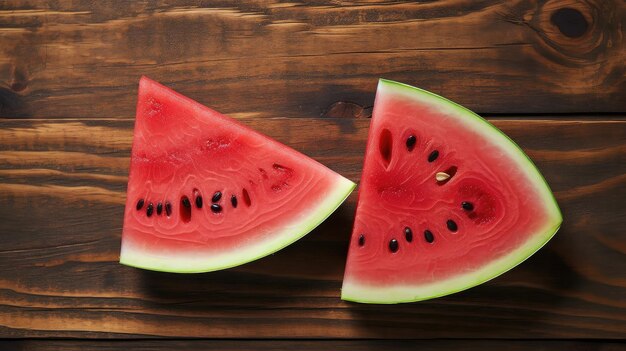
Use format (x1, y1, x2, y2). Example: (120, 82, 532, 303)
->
(120, 77, 355, 273)
(341, 80, 562, 303)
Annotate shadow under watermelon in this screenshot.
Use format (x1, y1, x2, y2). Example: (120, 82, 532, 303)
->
(343, 225, 582, 338)
(134, 204, 355, 313)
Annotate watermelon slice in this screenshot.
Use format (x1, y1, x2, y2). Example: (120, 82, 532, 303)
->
(120, 77, 355, 273)
(341, 79, 562, 303)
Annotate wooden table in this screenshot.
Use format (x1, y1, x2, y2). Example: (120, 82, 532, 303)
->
(1, 1, 625, 350)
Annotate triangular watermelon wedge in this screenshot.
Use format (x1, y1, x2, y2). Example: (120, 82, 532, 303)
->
(120, 77, 355, 273)
(341, 80, 562, 303)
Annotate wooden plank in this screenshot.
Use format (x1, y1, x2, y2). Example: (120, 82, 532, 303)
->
(0, 118, 625, 339)
(2, 340, 626, 351)
(0, 0, 624, 119)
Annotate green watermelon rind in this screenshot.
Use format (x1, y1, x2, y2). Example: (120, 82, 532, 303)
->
(341, 79, 563, 304)
(120, 176, 355, 273)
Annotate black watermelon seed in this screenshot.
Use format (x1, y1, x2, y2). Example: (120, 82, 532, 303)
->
(136, 199, 144, 210)
(389, 239, 399, 253)
(156, 202, 163, 215)
(146, 203, 154, 217)
(212, 191, 222, 202)
(424, 230, 434, 243)
(242, 188, 252, 207)
(358, 234, 365, 247)
(428, 150, 439, 162)
(406, 135, 416, 151)
(404, 227, 413, 242)
(462, 201, 474, 211)
(231, 195, 238, 208)
(195, 195, 203, 209)
(182, 196, 191, 209)
(211, 203, 222, 213)
(447, 219, 458, 232)
(165, 202, 172, 216)
(180, 197, 192, 222)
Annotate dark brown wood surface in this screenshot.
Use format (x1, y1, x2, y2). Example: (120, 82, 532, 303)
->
(3, 340, 626, 351)
(0, 0, 624, 119)
(1, 0, 625, 349)
(1, 118, 625, 340)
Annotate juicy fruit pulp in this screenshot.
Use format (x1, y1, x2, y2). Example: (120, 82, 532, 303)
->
(341, 80, 562, 303)
(120, 77, 355, 273)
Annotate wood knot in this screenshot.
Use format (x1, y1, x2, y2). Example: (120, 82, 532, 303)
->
(9, 66, 29, 92)
(550, 8, 588, 38)
(10, 81, 28, 92)
(524, 0, 621, 65)
(321, 101, 372, 118)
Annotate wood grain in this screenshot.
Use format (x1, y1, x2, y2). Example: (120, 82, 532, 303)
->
(0, 0, 624, 119)
(1, 117, 625, 339)
(2, 340, 626, 351)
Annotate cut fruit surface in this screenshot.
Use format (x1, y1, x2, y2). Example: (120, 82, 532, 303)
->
(341, 79, 562, 303)
(120, 77, 355, 273)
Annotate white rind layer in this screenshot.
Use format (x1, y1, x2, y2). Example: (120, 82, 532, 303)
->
(342, 222, 561, 303)
(341, 79, 563, 303)
(120, 175, 355, 273)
